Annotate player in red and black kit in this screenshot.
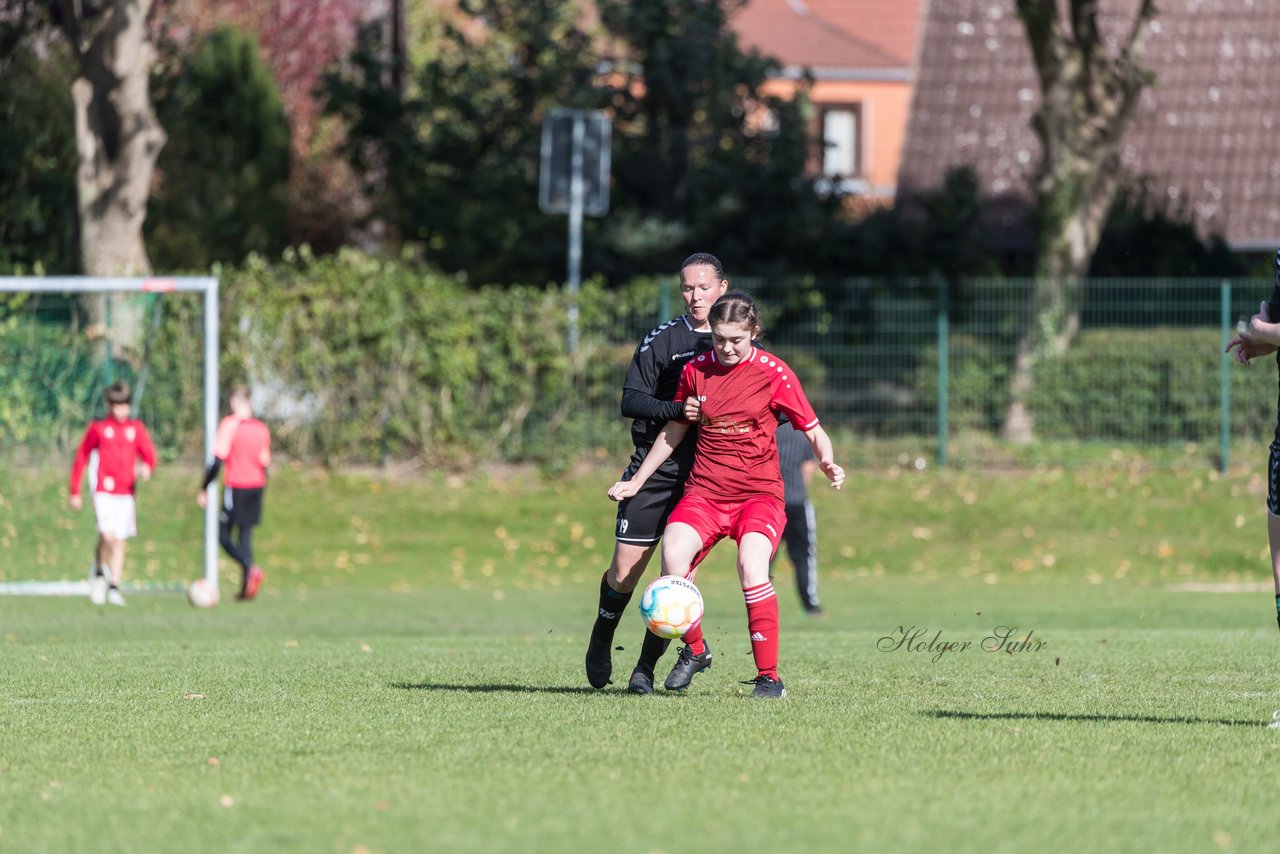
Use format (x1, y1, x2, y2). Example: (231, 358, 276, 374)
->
(584, 253, 729, 694)
(198, 385, 272, 601)
(610, 292, 845, 698)
(68, 381, 157, 607)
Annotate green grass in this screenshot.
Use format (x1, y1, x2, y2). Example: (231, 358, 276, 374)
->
(3, 461, 1280, 852)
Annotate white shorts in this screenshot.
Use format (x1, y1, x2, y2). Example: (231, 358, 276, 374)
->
(92, 492, 137, 540)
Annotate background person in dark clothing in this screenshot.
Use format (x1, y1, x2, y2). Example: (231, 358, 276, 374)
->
(771, 419, 822, 615)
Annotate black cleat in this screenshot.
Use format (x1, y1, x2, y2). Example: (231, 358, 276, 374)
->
(663, 640, 712, 692)
(585, 635, 613, 689)
(744, 674, 787, 699)
(627, 669, 655, 695)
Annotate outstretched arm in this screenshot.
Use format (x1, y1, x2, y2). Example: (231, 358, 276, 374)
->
(1229, 303, 1280, 363)
(137, 424, 157, 481)
(802, 424, 845, 490)
(197, 457, 222, 507)
(1226, 333, 1277, 364)
(1246, 301, 1280, 348)
(608, 421, 691, 501)
(68, 424, 96, 507)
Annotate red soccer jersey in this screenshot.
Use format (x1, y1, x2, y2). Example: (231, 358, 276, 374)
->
(213, 415, 271, 488)
(69, 418, 157, 497)
(674, 348, 819, 502)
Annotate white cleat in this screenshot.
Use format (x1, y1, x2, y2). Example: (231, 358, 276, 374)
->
(89, 575, 108, 606)
(106, 587, 126, 607)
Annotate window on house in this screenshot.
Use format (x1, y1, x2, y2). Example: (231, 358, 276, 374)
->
(821, 106, 860, 178)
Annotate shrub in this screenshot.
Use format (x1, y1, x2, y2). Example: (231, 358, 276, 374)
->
(220, 249, 638, 466)
(916, 327, 1272, 444)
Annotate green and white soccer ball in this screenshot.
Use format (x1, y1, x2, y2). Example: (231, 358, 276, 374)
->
(639, 576, 704, 639)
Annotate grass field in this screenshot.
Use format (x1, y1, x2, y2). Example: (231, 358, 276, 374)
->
(3, 456, 1280, 852)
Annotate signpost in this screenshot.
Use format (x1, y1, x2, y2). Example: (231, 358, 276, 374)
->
(539, 109, 611, 353)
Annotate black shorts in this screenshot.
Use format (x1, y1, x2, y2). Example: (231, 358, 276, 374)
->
(614, 446, 691, 546)
(220, 486, 265, 529)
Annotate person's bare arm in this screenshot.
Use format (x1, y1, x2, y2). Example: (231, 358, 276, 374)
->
(1246, 301, 1280, 347)
(802, 425, 845, 490)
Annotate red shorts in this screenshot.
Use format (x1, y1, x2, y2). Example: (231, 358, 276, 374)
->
(667, 492, 786, 556)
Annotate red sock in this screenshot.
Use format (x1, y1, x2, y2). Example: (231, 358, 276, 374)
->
(682, 620, 706, 656)
(744, 582, 779, 678)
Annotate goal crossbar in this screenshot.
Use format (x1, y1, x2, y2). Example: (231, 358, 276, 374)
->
(0, 275, 220, 590)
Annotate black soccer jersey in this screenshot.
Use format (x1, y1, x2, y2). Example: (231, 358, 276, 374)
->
(775, 421, 816, 506)
(622, 315, 714, 451)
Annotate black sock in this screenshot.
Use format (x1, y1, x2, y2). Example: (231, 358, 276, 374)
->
(633, 630, 671, 675)
(590, 574, 632, 644)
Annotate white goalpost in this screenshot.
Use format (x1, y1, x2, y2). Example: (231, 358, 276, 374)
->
(0, 275, 220, 593)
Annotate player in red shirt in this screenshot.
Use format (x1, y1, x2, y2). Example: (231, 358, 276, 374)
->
(609, 292, 845, 698)
(198, 385, 272, 601)
(68, 381, 157, 607)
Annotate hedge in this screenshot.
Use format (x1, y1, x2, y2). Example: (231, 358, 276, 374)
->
(915, 328, 1275, 443)
(4, 256, 1274, 466)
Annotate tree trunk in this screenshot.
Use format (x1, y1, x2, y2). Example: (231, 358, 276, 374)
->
(1002, 150, 1118, 442)
(1003, 0, 1156, 443)
(64, 0, 167, 361)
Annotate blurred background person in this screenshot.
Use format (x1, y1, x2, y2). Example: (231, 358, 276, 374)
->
(771, 417, 822, 616)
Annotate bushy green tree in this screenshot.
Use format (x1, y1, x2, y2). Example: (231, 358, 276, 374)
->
(0, 33, 77, 273)
(148, 27, 291, 271)
(326, 0, 850, 284)
(595, 0, 846, 277)
(326, 0, 599, 285)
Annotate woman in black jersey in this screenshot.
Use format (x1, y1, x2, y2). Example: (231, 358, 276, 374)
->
(584, 253, 728, 693)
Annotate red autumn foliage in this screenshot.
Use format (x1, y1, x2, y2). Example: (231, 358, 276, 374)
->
(160, 0, 364, 153)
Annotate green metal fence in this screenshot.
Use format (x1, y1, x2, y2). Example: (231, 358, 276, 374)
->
(613, 276, 1277, 470)
(4, 276, 1275, 470)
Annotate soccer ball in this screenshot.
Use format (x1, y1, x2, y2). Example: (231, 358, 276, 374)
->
(639, 576, 704, 639)
(187, 578, 219, 608)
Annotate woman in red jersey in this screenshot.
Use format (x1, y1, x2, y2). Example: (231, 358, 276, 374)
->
(609, 292, 844, 698)
(198, 385, 272, 601)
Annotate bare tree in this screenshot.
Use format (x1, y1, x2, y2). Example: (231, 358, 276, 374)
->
(1003, 0, 1157, 442)
(57, 0, 166, 355)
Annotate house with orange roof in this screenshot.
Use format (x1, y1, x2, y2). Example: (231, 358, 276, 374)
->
(730, 0, 925, 203)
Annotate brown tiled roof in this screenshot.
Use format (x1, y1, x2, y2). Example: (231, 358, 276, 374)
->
(731, 0, 924, 75)
(897, 0, 1280, 250)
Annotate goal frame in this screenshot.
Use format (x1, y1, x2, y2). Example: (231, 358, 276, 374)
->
(0, 276, 220, 590)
